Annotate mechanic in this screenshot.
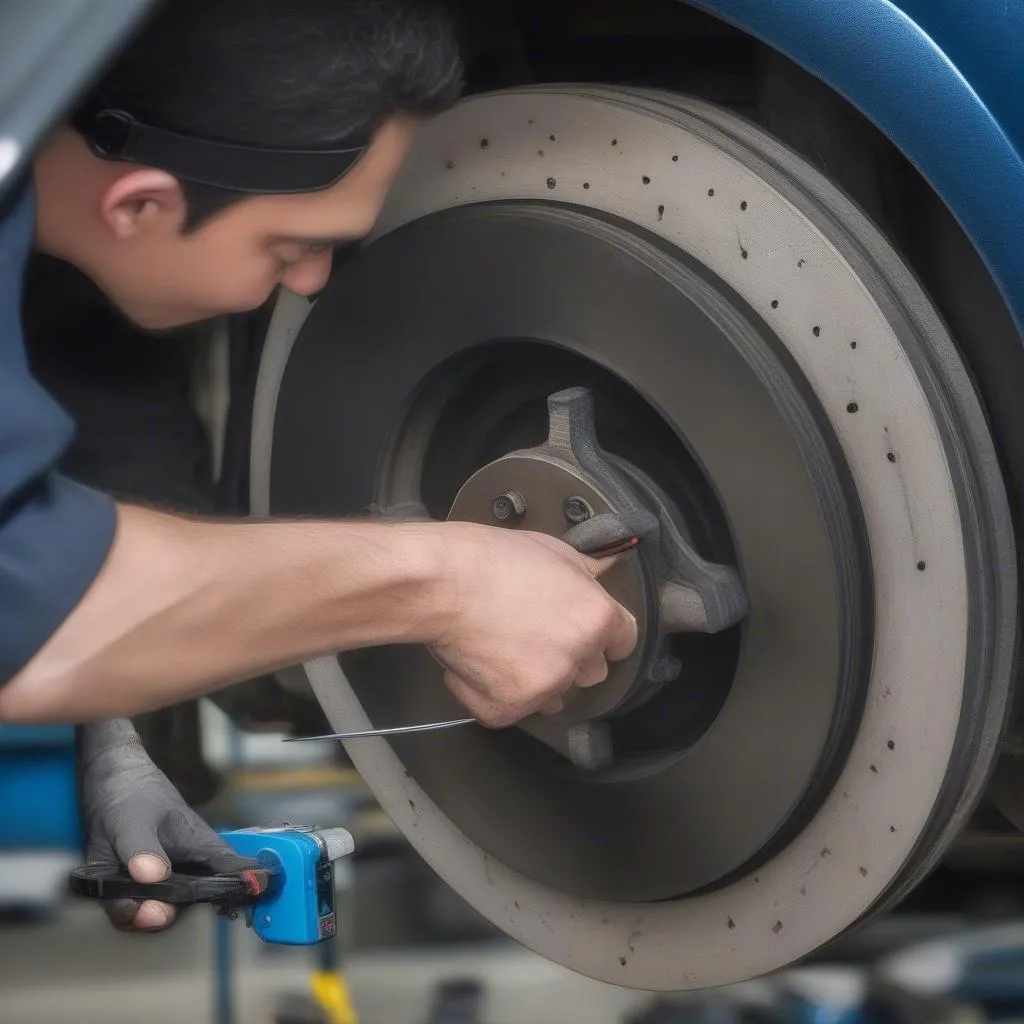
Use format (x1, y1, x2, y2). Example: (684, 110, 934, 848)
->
(0, 0, 637, 933)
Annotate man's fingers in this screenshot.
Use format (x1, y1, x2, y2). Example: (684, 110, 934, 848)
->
(106, 839, 172, 931)
(442, 670, 496, 724)
(574, 653, 609, 689)
(586, 551, 624, 578)
(133, 900, 176, 932)
(104, 898, 141, 931)
(542, 654, 607, 712)
(87, 836, 173, 933)
(604, 603, 639, 663)
(538, 696, 565, 715)
(102, 896, 176, 933)
(128, 852, 170, 883)
(443, 670, 537, 729)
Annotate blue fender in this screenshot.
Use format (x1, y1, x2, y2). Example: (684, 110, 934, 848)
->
(689, 0, 1024, 337)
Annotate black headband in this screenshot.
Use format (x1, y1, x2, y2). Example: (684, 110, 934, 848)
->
(78, 108, 370, 194)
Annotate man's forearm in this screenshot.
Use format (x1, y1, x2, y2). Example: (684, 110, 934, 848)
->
(0, 503, 446, 724)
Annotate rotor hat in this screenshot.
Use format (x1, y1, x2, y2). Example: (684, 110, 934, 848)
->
(79, 108, 369, 194)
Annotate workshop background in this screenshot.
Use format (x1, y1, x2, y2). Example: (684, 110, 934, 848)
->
(4, 701, 1024, 1024)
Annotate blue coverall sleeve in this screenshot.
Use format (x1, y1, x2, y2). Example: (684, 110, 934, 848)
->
(0, 182, 117, 685)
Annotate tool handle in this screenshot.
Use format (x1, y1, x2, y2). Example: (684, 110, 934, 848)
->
(69, 862, 270, 911)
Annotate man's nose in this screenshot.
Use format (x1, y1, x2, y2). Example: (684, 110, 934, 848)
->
(283, 252, 333, 296)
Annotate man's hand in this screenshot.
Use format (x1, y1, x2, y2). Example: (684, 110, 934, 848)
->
(3, 504, 637, 727)
(427, 523, 638, 728)
(79, 718, 252, 933)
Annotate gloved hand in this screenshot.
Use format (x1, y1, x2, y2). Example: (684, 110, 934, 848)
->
(79, 718, 254, 933)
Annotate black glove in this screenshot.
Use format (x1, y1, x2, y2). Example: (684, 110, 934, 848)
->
(79, 718, 253, 932)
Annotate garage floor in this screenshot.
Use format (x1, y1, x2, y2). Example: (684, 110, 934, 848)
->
(0, 899, 651, 1024)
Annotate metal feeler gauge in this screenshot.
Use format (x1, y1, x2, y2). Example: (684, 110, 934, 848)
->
(284, 718, 477, 742)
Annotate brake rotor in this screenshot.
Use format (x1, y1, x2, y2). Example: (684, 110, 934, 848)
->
(263, 198, 869, 900)
(251, 87, 1015, 988)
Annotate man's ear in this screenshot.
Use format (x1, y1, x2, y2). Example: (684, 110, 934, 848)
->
(99, 168, 185, 240)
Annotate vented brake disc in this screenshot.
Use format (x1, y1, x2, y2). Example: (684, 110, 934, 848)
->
(251, 86, 1016, 990)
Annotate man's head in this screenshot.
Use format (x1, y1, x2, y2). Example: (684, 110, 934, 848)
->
(33, 0, 464, 329)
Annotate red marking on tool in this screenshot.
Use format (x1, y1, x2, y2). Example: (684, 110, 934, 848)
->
(242, 869, 265, 896)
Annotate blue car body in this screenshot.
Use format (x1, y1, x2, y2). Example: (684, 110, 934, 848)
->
(691, 0, 1024, 336)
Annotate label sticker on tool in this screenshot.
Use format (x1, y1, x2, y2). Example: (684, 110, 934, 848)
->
(318, 913, 336, 939)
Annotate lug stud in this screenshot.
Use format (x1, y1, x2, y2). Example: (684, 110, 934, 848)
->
(491, 490, 527, 522)
(563, 495, 594, 525)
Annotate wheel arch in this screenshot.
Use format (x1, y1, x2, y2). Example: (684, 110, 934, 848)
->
(683, 0, 1024, 342)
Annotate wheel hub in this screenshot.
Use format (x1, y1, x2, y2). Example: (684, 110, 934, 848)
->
(448, 385, 749, 767)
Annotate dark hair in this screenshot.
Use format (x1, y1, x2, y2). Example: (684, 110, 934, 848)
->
(75, 0, 465, 229)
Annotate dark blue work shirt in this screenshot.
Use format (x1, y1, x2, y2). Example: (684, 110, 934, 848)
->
(0, 180, 116, 684)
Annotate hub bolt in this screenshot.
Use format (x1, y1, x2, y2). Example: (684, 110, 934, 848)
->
(563, 495, 594, 525)
(491, 490, 527, 522)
